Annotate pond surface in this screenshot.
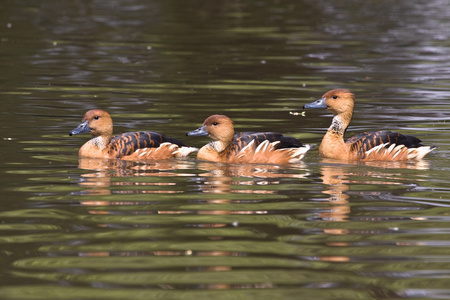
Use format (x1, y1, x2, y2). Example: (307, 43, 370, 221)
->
(1, 0, 450, 299)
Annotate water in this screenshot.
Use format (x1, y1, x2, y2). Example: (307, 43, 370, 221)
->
(1, 0, 450, 299)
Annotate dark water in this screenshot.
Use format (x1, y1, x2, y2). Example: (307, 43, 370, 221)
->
(1, 0, 450, 299)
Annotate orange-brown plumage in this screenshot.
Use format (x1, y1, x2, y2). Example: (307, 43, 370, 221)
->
(69, 109, 197, 160)
(187, 114, 313, 164)
(303, 89, 436, 161)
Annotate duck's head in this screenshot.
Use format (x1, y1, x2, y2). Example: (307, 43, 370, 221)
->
(303, 89, 355, 116)
(187, 114, 235, 143)
(69, 109, 113, 137)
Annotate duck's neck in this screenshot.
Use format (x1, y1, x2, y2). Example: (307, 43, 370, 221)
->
(78, 135, 112, 158)
(197, 140, 229, 162)
(209, 140, 230, 154)
(328, 114, 350, 136)
(89, 135, 111, 150)
(319, 113, 352, 158)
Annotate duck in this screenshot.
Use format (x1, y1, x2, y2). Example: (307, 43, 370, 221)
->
(69, 109, 197, 160)
(303, 89, 436, 161)
(186, 114, 313, 164)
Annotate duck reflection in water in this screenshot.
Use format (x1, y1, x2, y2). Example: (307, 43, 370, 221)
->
(75, 158, 197, 197)
(76, 155, 311, 233)
(195, 161, 309, 194)
(318, 158, 431, 220)
(316, 158, 431, 263)
(77, 158, 236, 291)
(76, 160, 310, 290)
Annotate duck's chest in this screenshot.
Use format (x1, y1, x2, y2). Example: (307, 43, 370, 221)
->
(319, 132, 349, 160)
(78, 142, 110, 159)
(197, 142, 229, 162)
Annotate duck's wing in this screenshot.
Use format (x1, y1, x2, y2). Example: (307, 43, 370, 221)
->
(108, 131, 186, 158)
(233, 132, 303, 150)
(347, 130, 425, 160)
(225, 132, 307, 163)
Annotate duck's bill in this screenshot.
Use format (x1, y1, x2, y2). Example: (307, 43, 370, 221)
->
(303, 97, 327, 109)
(69, 121, 91, 136)
(187, 125, 208, 137)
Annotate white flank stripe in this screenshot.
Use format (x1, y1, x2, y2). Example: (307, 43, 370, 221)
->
(175, 146, 198, 157)
(240, 140, 255, 152)
(392, 146, 402, 159)
(408, 146, 435, 160)
(137, 148, 148, 157)
(387, 143, 396, 153)
(285, 145, 313, 163)
(255, 140, 270, 154)
(365, 143, 388, 156)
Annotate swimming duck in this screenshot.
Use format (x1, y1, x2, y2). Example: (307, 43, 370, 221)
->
(69, 109, 197, 160)
(187, 114, 313, 164)
(303, 89, 436, 160)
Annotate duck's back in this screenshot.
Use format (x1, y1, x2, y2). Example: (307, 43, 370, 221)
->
(232, 132, 303, 152)
(108, 131, 186, 158)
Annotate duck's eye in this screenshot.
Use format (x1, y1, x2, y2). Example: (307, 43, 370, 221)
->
(212, 122, 218, 126)
(332, 95, 338, 99)
(94, 116, 100, 120)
